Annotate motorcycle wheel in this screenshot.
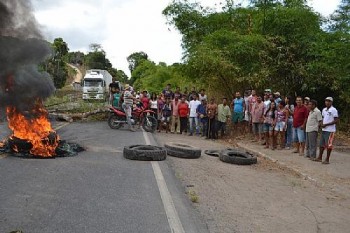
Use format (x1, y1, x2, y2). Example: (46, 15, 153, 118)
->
(142, 116, 158, 133)
(108, 114, 123, 129)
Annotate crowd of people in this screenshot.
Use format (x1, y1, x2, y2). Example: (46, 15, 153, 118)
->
(110, 84, 339, 164)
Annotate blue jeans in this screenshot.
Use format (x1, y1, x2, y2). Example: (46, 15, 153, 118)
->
(286, 118, 293, 147)
(189, 117, 199, 134)
(293, 126, 305, 143)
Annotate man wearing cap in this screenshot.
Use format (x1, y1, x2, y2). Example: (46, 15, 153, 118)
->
(123, 84, 136, 132)
(315, 97, 339, 164)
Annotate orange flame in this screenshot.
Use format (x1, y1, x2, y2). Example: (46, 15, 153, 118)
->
(6, 102, 59, 157)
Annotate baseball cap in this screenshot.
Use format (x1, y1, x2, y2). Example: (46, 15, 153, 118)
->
(264, 89, 272, 93)
(124, 84, 130, 90)
(304, 97, 310, 101)
(325, 97, 333, 102)
(274, 92, 280, 96)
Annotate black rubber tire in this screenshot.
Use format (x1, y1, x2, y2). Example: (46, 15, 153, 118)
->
(108, 114, 123, 129)
(204, 150, 220, 157)
(164, 143, 201, 159)
(123, 145, 166, 161)
(142, 116, 158, 133)
(219, 150, 257, 165)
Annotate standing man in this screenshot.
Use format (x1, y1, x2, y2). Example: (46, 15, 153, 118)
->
(315, 97, 339, 164)
(170, 95, 181, 134)
(123, 84, 136, 132)
(162, 84, 174, 100)
(189, 94, 201, 136)
(231, 92, 245, 137)
(305, 100, 322, 159)
(199, 89, 207, 102)
(217, 98, 231, 138)
(197, 99, 208, 137)
(207, 98, 218, 139)
(251, 95, 265, 142)
(293, 96, 309, 156)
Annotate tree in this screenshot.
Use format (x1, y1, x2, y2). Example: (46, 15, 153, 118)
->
(330, 0, 350, 33)
(84, 44, 112, 70)
(127, 51, 149, 73)
(43, 38, 69, 89)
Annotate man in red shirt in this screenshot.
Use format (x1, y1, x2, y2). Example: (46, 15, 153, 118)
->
(293, 96, 309, 156)
(178, 97, 189, 134)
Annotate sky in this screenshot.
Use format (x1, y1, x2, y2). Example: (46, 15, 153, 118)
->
(32, 0, 341, 76)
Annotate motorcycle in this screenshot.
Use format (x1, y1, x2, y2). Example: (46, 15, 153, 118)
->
(108, 105, 158, 133)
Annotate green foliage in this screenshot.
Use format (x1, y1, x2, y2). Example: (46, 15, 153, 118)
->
(85, 44, 112, 70)
(127, 51, 149, 74)
(42, 37, 69, 89)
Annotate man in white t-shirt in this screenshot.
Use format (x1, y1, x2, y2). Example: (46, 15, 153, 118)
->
(189, 94, 201, 136)
(315, 97, 339, 164)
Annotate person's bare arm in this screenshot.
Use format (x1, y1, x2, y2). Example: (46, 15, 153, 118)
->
(322, 117, 339, 128)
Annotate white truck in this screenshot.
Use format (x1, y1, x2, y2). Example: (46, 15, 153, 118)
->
(82, 69, 113, 101)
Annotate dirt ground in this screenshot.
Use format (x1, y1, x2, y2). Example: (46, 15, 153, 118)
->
(155, 133, 350, 233)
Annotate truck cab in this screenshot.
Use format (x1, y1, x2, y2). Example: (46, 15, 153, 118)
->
(82, 69, 112, 101)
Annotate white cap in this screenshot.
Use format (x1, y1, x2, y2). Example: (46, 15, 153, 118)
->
(325, 97, 333, 102)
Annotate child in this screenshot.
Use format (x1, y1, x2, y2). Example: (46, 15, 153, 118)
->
(274, 101, 289, 150)
(161, 98, 172, 133)
(112, 88, 121, 108)
(263, 101, 277, 149)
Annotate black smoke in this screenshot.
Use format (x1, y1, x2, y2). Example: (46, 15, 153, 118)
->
(0, 0, 55, 115)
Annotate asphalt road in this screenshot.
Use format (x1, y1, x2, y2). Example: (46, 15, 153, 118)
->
(0, 122, 208, 233)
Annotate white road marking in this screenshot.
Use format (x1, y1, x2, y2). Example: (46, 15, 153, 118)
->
(142, 130, 185, 233)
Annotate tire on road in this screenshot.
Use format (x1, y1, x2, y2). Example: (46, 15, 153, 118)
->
(123, 145, 167, 161)
(204, 150, 220, 157)
(164, 143, 201, 159)
(219, 150, 257, 165)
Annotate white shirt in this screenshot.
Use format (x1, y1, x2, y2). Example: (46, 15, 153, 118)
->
(199, 94, 207, 102)
(150, 100, 157, 109)
(189, 100, 201, 117)
(322, 106, 338, 132)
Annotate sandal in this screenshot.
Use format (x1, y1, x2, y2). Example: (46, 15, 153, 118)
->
(322, 161, 330, 165)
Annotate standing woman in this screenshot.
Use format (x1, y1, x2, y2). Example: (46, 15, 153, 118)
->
(285, 96, 295, 149)
(157, 94, 165, 132)
(263, 102, 277, 149)
(149, 93, 158, 119)
(274, 101, 289, 150)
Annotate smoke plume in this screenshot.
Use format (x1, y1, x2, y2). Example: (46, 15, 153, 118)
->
(0, 0, 55, 114)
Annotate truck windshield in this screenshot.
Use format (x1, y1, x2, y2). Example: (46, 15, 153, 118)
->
(84, 79, 102, 87)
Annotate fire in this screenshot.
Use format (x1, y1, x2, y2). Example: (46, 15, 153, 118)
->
(6, 102, 59, 157)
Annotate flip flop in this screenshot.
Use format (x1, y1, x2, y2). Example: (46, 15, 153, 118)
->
(322, 161, 330, 165)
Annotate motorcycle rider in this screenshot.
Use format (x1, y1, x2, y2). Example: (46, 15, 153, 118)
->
(123, 84, 136, 132)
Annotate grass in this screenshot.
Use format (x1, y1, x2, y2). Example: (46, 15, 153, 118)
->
(188, 190, 199, 203)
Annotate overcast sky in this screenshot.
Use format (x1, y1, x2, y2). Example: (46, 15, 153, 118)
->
(32, 0, 341, 75)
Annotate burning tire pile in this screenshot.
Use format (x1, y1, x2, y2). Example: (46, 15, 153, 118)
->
(0, 1, 84, 158)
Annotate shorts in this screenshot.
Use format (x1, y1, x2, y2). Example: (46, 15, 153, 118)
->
(232, 112, 244, 123)
(320, 131, 335, 149)
(252, 123, 263, 134)
(293, 127, 305, 143)
(275, 121, 286, 132)
(244, 110, 250, 122)
(263, 123, 273, 133)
